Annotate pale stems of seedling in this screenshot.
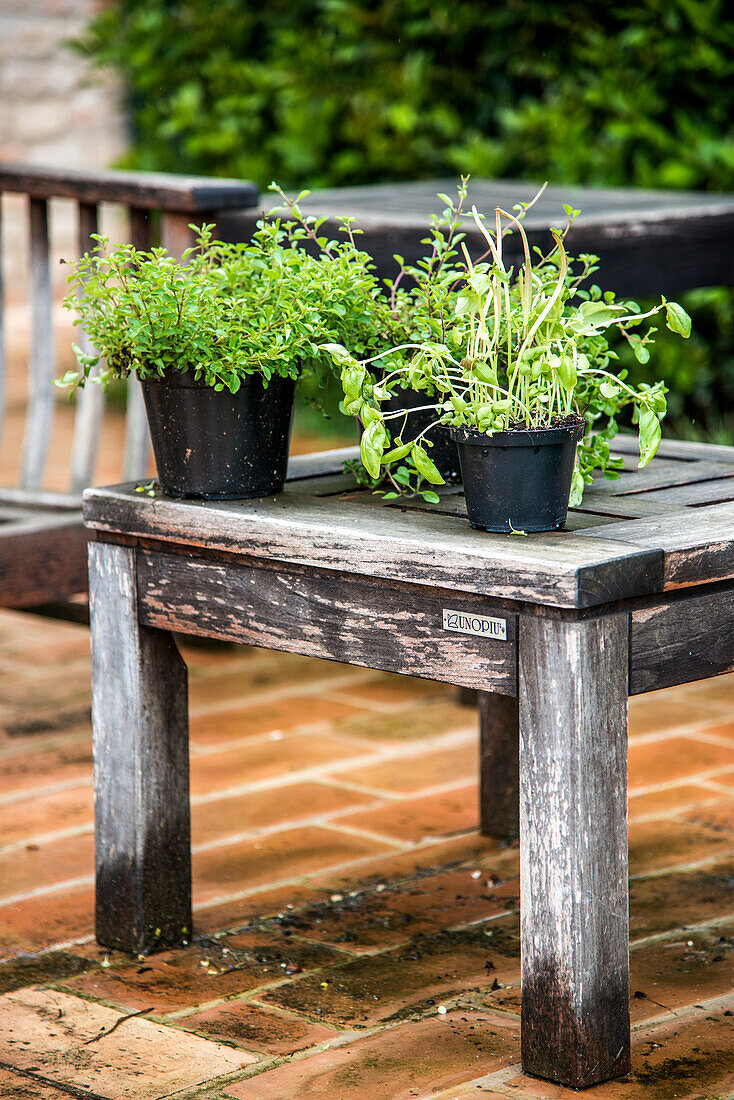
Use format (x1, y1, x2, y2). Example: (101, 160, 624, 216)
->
(515, 233, 568, 364)
(349, 343, 462, 369)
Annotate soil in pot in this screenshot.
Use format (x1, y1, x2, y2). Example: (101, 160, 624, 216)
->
(141, 370, 296, 500)
(450, 416, 586, 533)
(383, 383, 462, 484)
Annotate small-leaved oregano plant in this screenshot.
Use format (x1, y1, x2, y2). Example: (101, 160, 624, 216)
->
(58, 209, 388, 398)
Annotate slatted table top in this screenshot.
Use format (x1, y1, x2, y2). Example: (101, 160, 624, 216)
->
(219, 178, 734, 297)
(83, 436, 734, 611)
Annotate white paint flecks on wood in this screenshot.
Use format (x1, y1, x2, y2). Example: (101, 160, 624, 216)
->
(137, 549, 518, 694)
(519, 613, 630, 1087)
(89, 540, 191, 953)
(82, 485, 664, 609)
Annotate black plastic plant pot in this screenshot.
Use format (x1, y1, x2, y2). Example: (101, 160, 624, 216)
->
(385, 384, 462, 483)
(141, 370, 296, 500)
(450, 418, 586, 533)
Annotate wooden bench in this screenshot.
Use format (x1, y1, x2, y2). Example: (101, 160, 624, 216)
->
(0, 163, 258, 613)
(84, 436, 734, 1089)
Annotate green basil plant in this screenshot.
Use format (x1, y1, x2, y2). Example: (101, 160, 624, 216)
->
(322, 180, 692, 505)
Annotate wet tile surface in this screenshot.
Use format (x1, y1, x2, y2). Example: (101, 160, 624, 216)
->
(223, 1010, 520, 1099)
(1, 608, 734, 1098)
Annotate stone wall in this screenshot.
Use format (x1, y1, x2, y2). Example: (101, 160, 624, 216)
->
(0, 0, 127, 168)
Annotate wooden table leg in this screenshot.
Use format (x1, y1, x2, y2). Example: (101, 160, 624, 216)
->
(518, 614, 630, 1088)
(479, 692, 519, 842)
(89, 541, 191, 954)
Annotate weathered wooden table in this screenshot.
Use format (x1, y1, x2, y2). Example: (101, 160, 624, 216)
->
(84, 437, 734, 1089)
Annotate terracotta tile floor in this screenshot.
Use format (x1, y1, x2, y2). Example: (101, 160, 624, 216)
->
(1, 612, 734, 1099)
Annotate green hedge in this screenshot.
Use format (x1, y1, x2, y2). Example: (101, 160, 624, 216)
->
(80, 0, 734, 438)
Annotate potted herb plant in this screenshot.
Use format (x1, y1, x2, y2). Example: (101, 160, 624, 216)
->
(324, 184, 692, 533)
(59, 213, 384, 500)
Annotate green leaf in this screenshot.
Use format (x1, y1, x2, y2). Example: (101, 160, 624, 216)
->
(569, 467, 584, 507)
(342, 362, 366, 398)
(474, 362, 498, 386)
(421, 490, 441, 503)
(626, 334, 650, 364)
(56, 369, 82, 388)
(382, 442, 412, 463)
(557, 355, 577, 390)
(664, 301, 692, 338)
(412, 445, 444, 485)
(322, 343, 355, 365)
(600, 381, 619, 399)
(638, 408, 662, 468)
(360, 419, 386, 479)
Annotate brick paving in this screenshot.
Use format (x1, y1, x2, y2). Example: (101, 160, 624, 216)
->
(1, 612, 734, 1098)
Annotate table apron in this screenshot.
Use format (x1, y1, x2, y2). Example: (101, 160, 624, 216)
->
(629, 584, 734, 694)
(132, 546, 734, 698)
(136, 547, 518, 694)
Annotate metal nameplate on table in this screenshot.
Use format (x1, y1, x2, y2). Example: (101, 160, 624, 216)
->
(443, 609, 507, 640)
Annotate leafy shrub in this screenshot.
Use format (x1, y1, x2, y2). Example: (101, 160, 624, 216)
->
(78, 0, 734, 438)
(60, 218, 389, 395)
(79, 1, 734, 193)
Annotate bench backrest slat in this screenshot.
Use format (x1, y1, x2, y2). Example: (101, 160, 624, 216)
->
(69, 202, 103, 492)
(21, 198, 56, 489)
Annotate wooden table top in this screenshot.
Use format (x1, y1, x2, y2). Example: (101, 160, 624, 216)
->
(219, 178, 734, 297)
(83, 437, 734, 612)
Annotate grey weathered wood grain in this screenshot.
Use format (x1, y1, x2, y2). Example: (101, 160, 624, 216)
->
(0, 486, 80, 509)
(0, 512, 88, 606)
(570, 494, 673, 519)
(70, 202, 104, 492)
(282, 472, 357, 497)
(519, 614, 630, 1087)
(630, 477, 734, 507)
(630, 586, 734, 693)
(611, 433, 734, 465)
(591, 460, 734, 496)
(479, 693, 519, 841)
(137, 549, 517, 693)
(89, 541, 191, 953)
(0, 162, 258, 211)
(20, 198, 55, 489)
(577, 501, 734, 588)
(83, 485, 664, 608)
